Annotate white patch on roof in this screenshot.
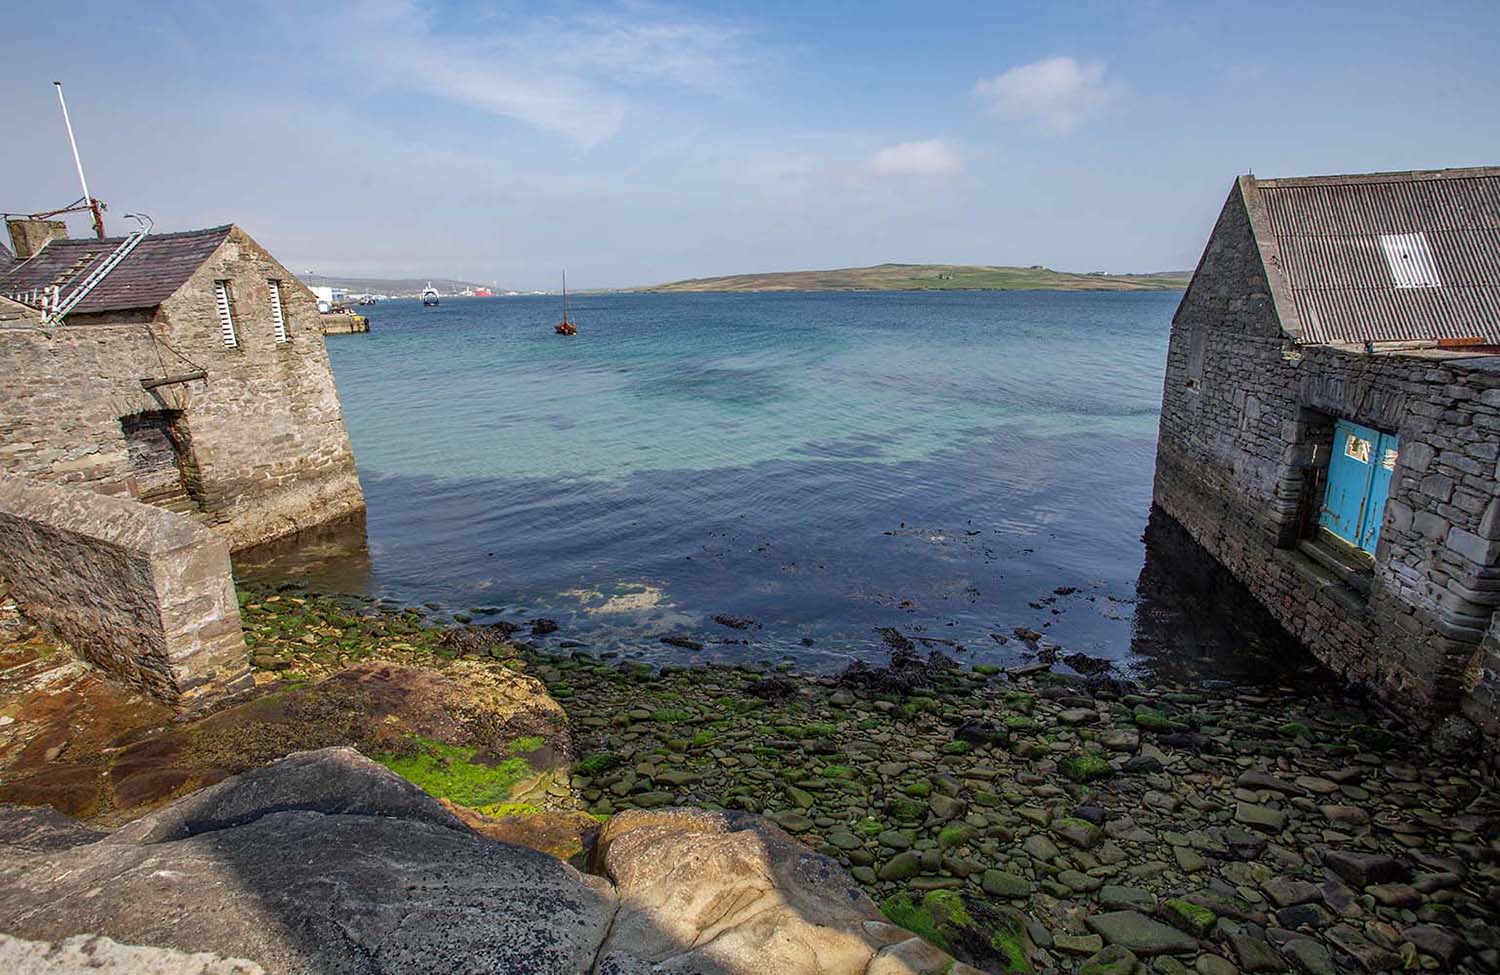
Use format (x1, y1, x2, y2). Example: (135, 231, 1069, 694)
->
(1379, 232, 1441, 289)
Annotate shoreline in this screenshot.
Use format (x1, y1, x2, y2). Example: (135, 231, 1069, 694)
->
(4, 584, 1494, 972)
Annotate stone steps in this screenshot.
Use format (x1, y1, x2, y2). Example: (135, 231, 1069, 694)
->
(1278, 546, 1369, 614)
(149, 496, 214, 527)
(1297, 533, 1374, 597)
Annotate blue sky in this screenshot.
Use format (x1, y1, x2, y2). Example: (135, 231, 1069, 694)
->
(4, 1, 1498, 289)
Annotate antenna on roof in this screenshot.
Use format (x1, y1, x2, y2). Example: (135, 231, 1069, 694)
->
(54, 82, 106, 240)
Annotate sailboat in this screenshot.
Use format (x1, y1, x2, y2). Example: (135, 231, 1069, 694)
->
(554, 271, 577, 335)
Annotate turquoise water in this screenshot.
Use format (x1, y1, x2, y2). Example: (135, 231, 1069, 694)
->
(238, 290, 1301, 677)
(330, 291, 1166, 481)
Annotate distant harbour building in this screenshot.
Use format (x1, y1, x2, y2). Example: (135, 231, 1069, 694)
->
(0, 218, 364, 551)
(1154, 167, 1500, 751)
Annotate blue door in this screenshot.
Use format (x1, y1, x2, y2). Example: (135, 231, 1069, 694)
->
(1320, 420, 1397, 556)
(1360, 432, 1399, 553)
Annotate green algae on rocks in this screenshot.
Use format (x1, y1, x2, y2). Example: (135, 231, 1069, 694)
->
(195, 586, 1500, 975)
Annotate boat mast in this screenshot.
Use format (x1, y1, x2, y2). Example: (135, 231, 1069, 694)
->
(562, 270, 569, 323)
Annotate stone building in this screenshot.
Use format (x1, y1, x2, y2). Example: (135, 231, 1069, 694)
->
(1154, 167, 1500, 751)
(0, 219, 364, 551)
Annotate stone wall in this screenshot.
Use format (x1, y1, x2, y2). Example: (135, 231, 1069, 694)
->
(0, 475, 250, 704)
(0, 227, 364, 551)
(319, 312, 369, 335)
(1152, 178, 1500, 751)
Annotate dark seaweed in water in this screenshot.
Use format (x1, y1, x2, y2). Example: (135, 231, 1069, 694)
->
(712, 614, 761, 631)
(437, 627, 512, 656)
(872, 627, 915, 654)
(837, 642, 958, 697)
(745, 676, 798, 702)
(1062, 652, 1113, 676)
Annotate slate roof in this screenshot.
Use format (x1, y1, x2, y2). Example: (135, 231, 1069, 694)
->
(0, 225, 232, 315)
(0, 294, 42, 324)
(1250, 168, 1500, 345)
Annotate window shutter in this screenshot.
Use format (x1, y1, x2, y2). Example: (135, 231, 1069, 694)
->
(268, 280, 289, 343)
(214, 281, 238, 349)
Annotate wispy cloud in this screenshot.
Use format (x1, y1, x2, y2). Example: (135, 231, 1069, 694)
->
(973, 56, 1122, 134)
(383, 46, 628, 147)
(538, 11, 766, 96)
(320, 1, 767, 147)
(869, 139, 961, 177)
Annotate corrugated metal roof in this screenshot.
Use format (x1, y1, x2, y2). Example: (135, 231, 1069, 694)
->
(0, 226, 231, 315)
(1254, 168, 1500, 344)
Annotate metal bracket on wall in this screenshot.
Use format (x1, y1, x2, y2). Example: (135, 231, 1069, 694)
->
(140, 371, 208, 391)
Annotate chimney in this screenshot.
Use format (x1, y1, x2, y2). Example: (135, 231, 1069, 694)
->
(6, 219, 69, 259)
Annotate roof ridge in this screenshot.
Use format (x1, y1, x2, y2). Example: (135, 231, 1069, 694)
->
(53, 224, 234, 248)
(1254, 166, 1500, 188)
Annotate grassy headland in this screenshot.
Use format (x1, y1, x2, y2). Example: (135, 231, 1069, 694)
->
(635, 263, 1190, 294)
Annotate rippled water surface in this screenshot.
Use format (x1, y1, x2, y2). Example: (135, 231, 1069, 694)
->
(238, 290, 1304, 678)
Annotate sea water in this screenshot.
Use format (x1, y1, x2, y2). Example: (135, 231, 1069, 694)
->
(237, 290, 1302, 679)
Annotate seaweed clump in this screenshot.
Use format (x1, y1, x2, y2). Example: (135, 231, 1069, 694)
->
(837, 635, 958, 697)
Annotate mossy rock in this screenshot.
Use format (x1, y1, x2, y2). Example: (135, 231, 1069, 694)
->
(881, 891, 1034, 973)
(1161, 897, 1216, 937)
(1132, 705, 1187, 733)
(888, 797, 927, 822)
(1348, 724, 1394, 750)
(374, 736, 531, 808)
(938, 823, 979, 850)
(1079, 945, 1140, 975)
(574, 751, 623, 776)
(1058, 754, 1114, 783)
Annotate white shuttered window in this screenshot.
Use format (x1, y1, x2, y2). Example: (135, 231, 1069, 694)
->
(214, 280, 238, 349)
(268, 279, 289, 343)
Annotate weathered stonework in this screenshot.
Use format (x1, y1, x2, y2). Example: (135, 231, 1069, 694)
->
(0, 226, 363, 551)
(1154, 176, 1500, 753)
(0, 474, 250, 703)
(318, 311, 369, 335)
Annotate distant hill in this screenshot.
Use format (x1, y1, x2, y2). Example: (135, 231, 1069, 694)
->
(635, 263, 1191, 293)
(298, 274, 494, 297)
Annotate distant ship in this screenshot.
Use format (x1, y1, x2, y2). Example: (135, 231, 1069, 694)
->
(421, 283, 440, 307)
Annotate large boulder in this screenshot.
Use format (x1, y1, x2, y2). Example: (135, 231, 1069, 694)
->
(0, 749, 974, 974)
(0, 933, 262, 975)
(105, 745, 467, 844)
(592, 807, 985, 975)
(0, 748, 614, 974)
(0, 803, 105, 851)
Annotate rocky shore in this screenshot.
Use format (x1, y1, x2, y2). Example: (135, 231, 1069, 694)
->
(1, 585, 1498, 974)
